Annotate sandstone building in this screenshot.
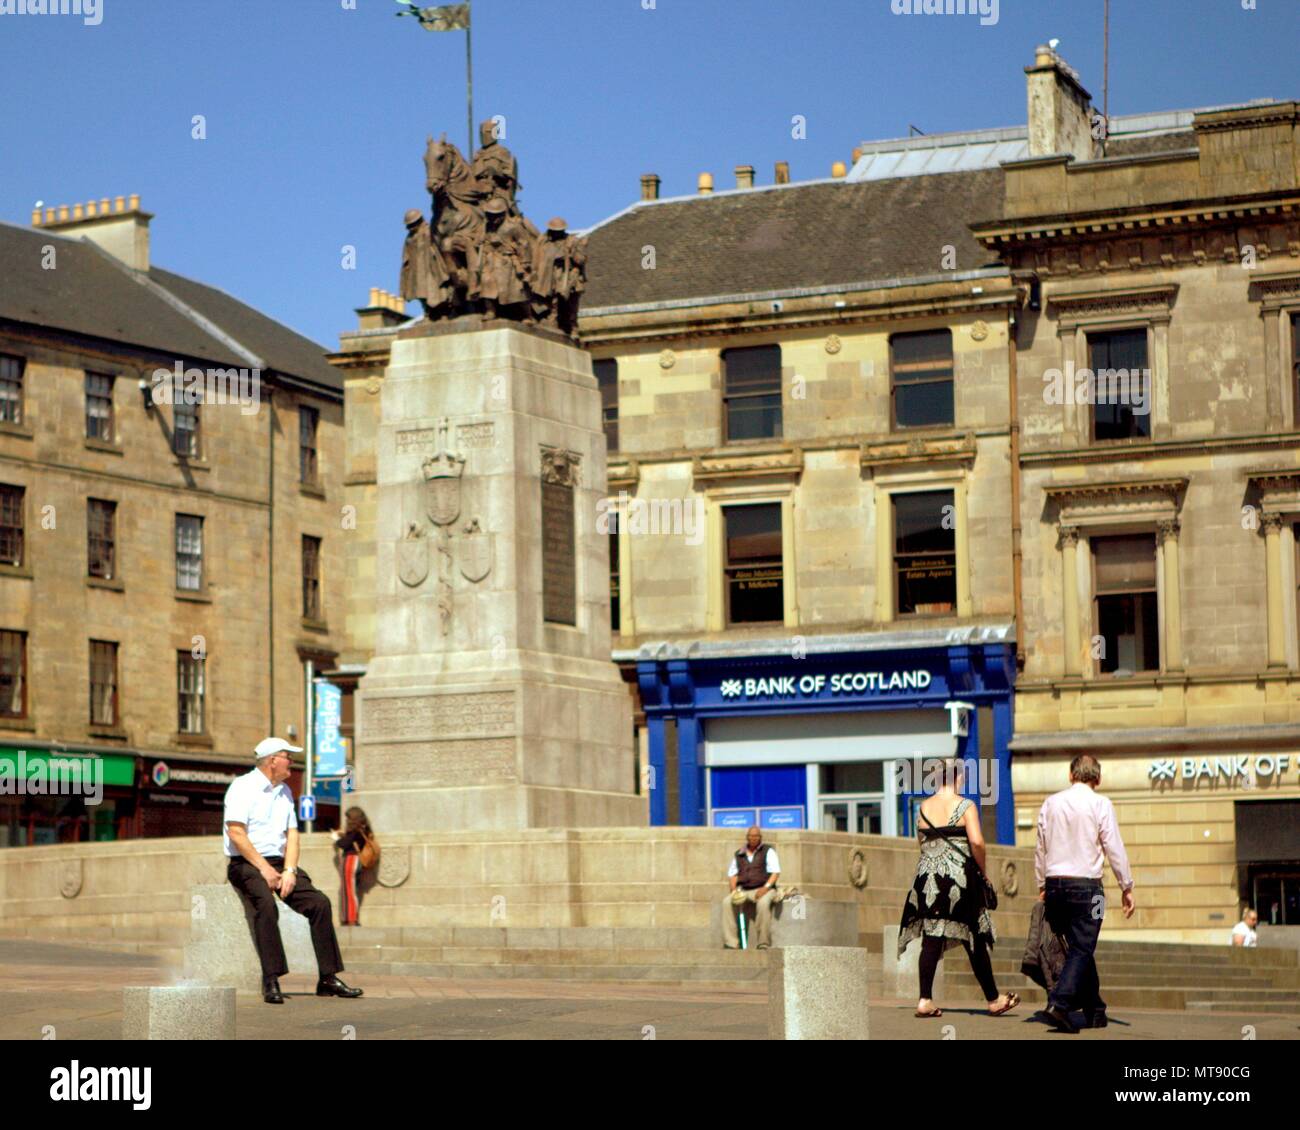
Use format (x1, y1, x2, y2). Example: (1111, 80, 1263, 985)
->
(0, 197, 344, 843)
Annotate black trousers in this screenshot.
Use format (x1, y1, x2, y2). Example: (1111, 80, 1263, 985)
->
(227, 855, 343, 980)
(1044, 877, 1106, 1015)
(918, 934, 1000, 1002)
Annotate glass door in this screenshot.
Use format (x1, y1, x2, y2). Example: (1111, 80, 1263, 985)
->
(820, 797, 882, 834)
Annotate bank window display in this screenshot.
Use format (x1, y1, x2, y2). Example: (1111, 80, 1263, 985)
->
(85, 372, 114, 441)
(0, 630, 26, 717)
(594, 359, 618, 452)
(0, 354, 23, 425)
(893, 490, 957, 616)
(722, 345, 782, 442)
(1089, 328, 1150, 442)
(89, 640, 118, 727)
(87, 498, 116, 580)
(1092, 533, 1159, 673)
(890, 329, 954, 429)
(302, 535, 322, 620)
(299, 405, 319, 485)
(175, 514, 204, 591)
(177, 651, 205, 734)
(0, 484, 24, 567)
(724, 503, 783, 625)
(173, 398, 201, 459)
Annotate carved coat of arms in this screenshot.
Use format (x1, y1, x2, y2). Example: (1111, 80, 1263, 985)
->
(458, 518, 493, 583)
(423, 447, 465, 527)
(398, 523, 429, 587)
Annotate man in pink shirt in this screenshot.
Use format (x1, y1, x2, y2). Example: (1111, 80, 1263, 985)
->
(1033, 754, 1135, 1033)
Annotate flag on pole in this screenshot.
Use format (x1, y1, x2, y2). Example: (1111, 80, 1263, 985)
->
(395, 1, 471, 31)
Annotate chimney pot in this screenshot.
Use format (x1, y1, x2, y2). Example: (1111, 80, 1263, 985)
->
(735, 165, 755, 190)
(128, 194, 140, 211)
(114, 196, 125, 213)
(774, 161, 791, 185)
(72, 203, 84, 220)
(99, 197, 110, 215)
(852, 147, 863, 164)
(640, 173, 661, 202)
(697, 172, 714, 196)
(45, 208, 55, 224)
(831, 161, 848, 179)
(58, 205, 70, 222)
(86, 200, 97, 217)
(31, 209, 41, 226)
(369, 287, 380, 307)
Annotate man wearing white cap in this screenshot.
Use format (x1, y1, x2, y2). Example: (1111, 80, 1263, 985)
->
(224, 736, 363, 1004)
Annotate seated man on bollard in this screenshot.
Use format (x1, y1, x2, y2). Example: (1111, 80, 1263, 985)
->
(722, 826, 780, 950)
(224, 736, 364, 1005)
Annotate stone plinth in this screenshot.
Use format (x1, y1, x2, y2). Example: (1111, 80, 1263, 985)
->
(883, 925, 945, 1001)
(356, 325, 642, 831)
(768, 946, 870, 1040)
(182, 883, 317, 992)
(708, 896, 859, 947)
(122, 985, 235, 1040)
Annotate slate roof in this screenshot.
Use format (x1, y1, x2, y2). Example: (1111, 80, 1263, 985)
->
(0, 221, 340, 393)
(582, 168, 1008, 311)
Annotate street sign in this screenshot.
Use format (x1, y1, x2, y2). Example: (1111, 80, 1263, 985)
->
(299, 795, 316, 823)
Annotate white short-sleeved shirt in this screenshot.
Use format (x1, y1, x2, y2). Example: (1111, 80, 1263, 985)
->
(223, 768, 296, 858)
(727, 846, 781, 879)
(1231, 921, 1257, 947)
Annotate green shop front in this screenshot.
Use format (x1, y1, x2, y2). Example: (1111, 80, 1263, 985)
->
(0, 747, 137, 846)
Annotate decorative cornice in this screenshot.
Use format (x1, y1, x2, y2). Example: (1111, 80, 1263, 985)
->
(1049, 283, 1178, 324)
(606, 458, 640, 491)
(1023, 431, 1300, 467)
(1245, 469, 1300, 494)
(691, 446, 804, 488)
(860, 431, 977, 471)
(1043, 477, 1188, 505)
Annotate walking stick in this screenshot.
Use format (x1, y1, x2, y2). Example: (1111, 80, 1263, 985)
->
(738, 902, 748, 950)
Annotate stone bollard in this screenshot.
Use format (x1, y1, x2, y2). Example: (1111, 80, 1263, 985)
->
(123, 985, 236, 1040)
(184, 883, 317, 992)
(768, 945, 869, 1040)
(883, 925, 943, 1002)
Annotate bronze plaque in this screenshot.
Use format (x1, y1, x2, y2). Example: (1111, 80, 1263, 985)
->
(541, 480, 576, 624)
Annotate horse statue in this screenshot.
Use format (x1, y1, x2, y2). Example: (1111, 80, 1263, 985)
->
(423, 134, 487, 316)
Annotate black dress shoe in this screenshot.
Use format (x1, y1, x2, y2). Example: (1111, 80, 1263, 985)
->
(1034, 1006, 1079, 1033)
(262, 977, 285, 1005)
(316, 975, 363, 998)
(1084, 1010, 1108, 1029)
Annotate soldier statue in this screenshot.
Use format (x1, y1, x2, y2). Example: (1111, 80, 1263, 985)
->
(478, 197, 533, 320)
(531, 218, 589, 337)
(399, 207, 452, 316)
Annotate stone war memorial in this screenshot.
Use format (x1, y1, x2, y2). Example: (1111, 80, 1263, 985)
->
(356, 122, 643, 831)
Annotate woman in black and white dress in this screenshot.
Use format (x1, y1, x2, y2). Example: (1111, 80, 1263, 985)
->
(897, 760, 1019, 1019)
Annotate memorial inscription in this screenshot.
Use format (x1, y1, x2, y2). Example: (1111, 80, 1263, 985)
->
(541, 480, 576, 625)
(364, 691, 516, 741)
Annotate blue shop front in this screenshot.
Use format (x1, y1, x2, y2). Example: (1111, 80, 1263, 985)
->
(634, 634, 1016, 844)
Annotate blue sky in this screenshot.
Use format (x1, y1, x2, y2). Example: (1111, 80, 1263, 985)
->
(2, 0, 1297, 349)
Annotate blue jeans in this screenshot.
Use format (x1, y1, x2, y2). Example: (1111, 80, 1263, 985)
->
(1044, 877, 1106, 1015)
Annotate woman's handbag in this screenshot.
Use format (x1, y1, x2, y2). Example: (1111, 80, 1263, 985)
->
(359, 830, 381, 870)
(980, 869, 999, 911)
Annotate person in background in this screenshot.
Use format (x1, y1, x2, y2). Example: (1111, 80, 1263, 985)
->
(721, 827, 780, 950)
(1231, 907, 1258, 947)
(331, 806, 374, 928)
(1034, 754, 1135, 1034)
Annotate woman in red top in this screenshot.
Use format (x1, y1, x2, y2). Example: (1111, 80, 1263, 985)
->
(330, 807, 373, 927)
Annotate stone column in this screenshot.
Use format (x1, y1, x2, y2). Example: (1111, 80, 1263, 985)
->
(1158, 519, 1184, 673)
(1262, 308, 1283, 431)
(1264, 513, 1287, 668)
(1060, 526, 1082, 676)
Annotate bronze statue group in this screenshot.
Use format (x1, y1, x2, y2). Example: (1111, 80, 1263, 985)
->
(401, 120, 588, 336)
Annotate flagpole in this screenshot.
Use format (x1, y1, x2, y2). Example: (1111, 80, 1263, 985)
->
(466, 14, 474, 157)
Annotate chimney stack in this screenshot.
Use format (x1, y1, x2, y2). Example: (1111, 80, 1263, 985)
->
(697, 172, 714, 196)
(1025, 44, 1098, 161)
(774, 161, 791, 185)
(640, 173, 661, 202)
(33, 193, 152, 271)
(356, 286, 408, 331)
(735, 165, 755, 190)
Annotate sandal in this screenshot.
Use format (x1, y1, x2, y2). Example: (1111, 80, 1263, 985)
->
(988, 992, 1020, 1016)
(914, 1006, 944, 1018)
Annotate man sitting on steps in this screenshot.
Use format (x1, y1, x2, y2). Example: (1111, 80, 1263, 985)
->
(721, 826, 780, 950)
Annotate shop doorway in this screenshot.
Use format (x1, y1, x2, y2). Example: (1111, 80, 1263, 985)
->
(1249, 869, 1300, 926)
